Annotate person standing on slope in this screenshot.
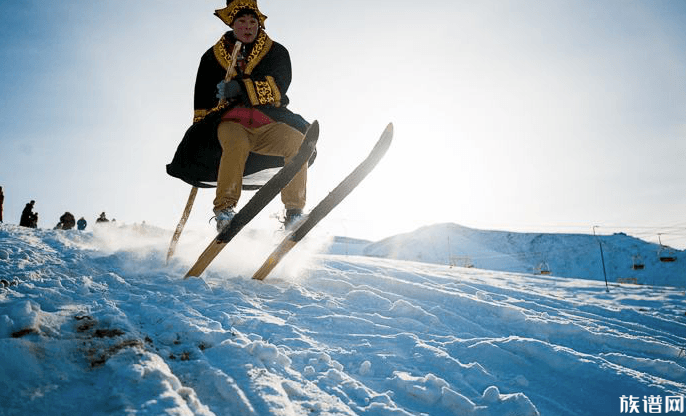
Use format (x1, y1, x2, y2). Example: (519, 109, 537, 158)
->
(20, 200, 37, 228)
(170, 0, 312, 232)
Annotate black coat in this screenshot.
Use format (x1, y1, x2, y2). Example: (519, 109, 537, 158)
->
(167, 30, 311, 188)
(20, 203, 36, 227)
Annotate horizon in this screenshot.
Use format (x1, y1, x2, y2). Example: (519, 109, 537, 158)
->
(2, 216, 685, 253)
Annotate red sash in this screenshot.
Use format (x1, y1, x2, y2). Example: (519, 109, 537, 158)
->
(221, 108, 273, 128)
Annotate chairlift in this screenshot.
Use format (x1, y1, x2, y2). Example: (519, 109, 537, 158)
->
(535, 262, 552, 275)
(657, 234, 678, 263)
(631, 255, 645, 270)
(658, 247, 677, 263)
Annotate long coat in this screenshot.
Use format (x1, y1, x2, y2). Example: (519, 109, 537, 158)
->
(167, 30, 312, 188)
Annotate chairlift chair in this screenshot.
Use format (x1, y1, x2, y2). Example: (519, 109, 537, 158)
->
(535, 262, 552, 275)
(657, 234, 678, 263)
(658, 247, 677, 263)
(631, 255, 645, 270)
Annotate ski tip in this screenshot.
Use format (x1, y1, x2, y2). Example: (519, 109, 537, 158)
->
(308, 120, 319, 137)
(384, 122, 394, 137)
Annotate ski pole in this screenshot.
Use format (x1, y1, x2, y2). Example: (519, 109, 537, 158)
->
(218, 41, 242, 106)
(166, 186, 198, 263)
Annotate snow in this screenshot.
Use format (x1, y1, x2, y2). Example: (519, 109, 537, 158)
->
(362, 223, 686, 286)
(1, 222, 685, 416)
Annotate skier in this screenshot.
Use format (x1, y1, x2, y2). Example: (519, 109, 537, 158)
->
(77, 217, 87, 230)
(167, 0, 311, 232)
(0, 186, 4, 223)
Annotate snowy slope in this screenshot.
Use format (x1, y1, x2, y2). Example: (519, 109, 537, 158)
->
(363, 223, 686, 287)
(1, 223, 685, 416)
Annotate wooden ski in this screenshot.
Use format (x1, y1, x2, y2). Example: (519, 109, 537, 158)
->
(252, 123, 393, 281)
(184, 121, 319, 278)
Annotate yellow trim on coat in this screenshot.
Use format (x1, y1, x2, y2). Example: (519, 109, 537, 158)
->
(265, 76, 281, 106)
(243, 79, 258, 105)
(194, 109, 209, 123)
(244, 32, 272, 75)
(243, 76, 281, 107)
(212, 31, 272, 75)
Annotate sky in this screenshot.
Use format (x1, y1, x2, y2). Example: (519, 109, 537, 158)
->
(1, 0, 685, 247)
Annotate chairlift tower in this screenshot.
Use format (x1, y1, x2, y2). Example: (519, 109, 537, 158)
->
(593, 226, 610, 292)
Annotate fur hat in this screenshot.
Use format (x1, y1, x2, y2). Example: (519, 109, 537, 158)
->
(215, 0, 267, 29)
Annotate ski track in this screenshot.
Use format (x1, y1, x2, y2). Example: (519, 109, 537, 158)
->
(1, 224, 685, 416)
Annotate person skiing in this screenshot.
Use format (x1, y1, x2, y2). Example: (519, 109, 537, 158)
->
(167, 0, 312, 232)
(77, 217, 87, 230)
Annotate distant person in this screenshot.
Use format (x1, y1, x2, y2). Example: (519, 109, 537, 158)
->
(20, 200, 35, 226)
(77, 217, 87, 230)
(20, 200, 38, 228)
(54, 212, 76, 230)
(95, 212, 109, 224)
(0, 186, 4, 223)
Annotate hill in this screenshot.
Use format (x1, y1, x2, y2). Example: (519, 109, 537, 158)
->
(359, 223, 685, 287)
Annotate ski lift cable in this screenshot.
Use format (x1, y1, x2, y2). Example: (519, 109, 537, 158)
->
(488, 224, 683, 248)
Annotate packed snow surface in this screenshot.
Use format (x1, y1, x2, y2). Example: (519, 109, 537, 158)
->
(1, 222, 685, 416)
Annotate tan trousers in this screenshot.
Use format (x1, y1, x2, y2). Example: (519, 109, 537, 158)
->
(214, 121, 307, 212)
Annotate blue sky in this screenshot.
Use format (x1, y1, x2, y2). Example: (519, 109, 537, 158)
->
(1, 0, 685, 248)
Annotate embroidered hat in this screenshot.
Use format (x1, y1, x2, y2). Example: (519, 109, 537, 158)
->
(215, 0, 267, 29)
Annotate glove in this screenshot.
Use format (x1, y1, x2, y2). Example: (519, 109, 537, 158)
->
(216, 80, 242, 101)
